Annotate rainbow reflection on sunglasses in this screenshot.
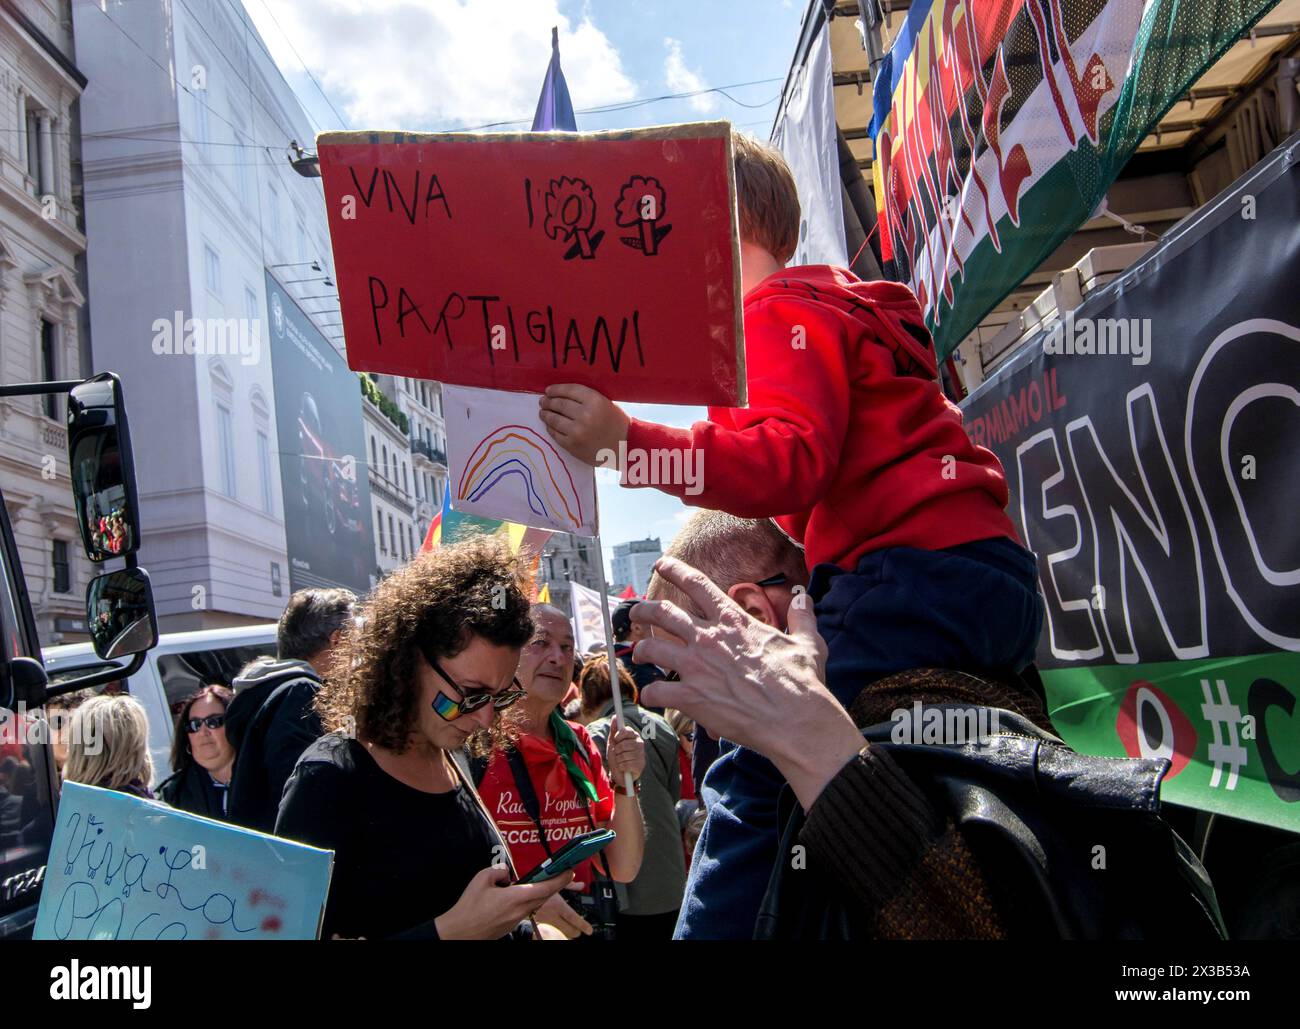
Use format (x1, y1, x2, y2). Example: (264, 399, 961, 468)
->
(422, 648, 526, 722)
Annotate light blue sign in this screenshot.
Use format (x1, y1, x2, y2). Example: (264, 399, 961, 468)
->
(34, 782, 333, 940)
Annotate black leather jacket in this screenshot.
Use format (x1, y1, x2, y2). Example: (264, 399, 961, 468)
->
(755, 706, 1226, 940)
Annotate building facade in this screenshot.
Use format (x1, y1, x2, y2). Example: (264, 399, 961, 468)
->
(75, 0, 346, 630)
(612, 537, 662, 597)
(540, 532, 603, 615)
(362, 376, 417, 580)
(377, 373, 447, 547)
(0, 0, 92, 646)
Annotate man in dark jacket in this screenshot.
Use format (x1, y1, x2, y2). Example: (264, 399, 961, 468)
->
(225, 587, 355, 833)
(634, 556, 1226, 940)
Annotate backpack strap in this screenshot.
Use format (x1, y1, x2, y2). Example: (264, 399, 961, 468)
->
(502, 742, 615, 885)
(505, 745, 554, 858)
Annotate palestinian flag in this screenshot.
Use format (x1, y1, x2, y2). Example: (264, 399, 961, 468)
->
(870, 0, 1281, 359)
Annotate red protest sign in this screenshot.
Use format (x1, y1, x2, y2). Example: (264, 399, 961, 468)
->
(317, 123, 745, 406)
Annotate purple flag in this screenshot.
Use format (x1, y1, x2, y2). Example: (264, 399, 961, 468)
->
(531, 26, 577, 131)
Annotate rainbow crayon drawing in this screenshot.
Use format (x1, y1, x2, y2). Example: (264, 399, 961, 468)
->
(443, 386, 598, 536)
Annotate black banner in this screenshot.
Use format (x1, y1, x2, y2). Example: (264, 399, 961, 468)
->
(960, 135, 1300, 832)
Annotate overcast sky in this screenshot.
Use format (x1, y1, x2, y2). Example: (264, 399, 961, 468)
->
(243, 0, 808, 577)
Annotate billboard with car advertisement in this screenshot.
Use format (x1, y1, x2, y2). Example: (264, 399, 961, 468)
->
(265, 271, 373, 594)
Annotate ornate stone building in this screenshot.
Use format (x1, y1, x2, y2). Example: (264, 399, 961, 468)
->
(0, 0, 91, 646)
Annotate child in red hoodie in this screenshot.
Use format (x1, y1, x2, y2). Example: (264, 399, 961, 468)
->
(539, 133, 1044, 939)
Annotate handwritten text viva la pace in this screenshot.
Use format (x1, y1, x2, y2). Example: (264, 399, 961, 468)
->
(50, 809, 260, 940)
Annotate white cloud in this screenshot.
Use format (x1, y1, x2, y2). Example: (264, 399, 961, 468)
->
(245, 0, 637, 130)
(662, 37, 716, 113)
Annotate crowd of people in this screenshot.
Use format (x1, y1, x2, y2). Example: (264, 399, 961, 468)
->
(47, 131, 1226, 940)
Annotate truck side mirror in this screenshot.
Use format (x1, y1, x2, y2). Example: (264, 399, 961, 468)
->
(66, 373, 142, 563)
(86, 567, 158, 661)
(0, 656, 48, 713)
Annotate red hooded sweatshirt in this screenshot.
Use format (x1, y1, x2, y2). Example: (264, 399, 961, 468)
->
(624, 266, 1017, 573)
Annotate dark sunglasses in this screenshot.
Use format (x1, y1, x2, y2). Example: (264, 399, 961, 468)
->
(422, 649, 526, 722)
(185, 714, 225, 733)
(755, 572, 789, 587)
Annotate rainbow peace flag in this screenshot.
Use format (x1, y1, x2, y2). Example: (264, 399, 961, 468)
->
(420, 489, 553, 600)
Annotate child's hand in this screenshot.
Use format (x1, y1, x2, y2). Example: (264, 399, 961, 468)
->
(539, 385, 630, 467)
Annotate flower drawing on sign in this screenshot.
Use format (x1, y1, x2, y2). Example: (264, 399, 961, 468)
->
(543, 177, 603, 259)
(615, 175, 671, 255)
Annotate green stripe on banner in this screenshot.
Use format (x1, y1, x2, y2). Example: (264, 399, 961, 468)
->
(1042, 653, 1300, 834)
(931, 151, 1106, 354)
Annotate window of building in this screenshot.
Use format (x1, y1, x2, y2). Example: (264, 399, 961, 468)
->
(377, 508, 386, 553)
(192, 80, 211, 156)
(402, 462, 409, 495)
(370, 437, 377, 470)
(245, 286, 259, 326)
(23, 100, 52, 194)
(257, 430, 274, 514)
(24, 106, 40, 183)
(381, 444, 388, 480)
(267, 182, 282, 249)
(388, 515, 396, 558)
(40, 320, 57, 419)
(216, 403, 237, 497)
(399, 527, 407, 562)
(230, 102, 252, 210)
(203, 243, 222, 297)
(52, 540, 70, 594)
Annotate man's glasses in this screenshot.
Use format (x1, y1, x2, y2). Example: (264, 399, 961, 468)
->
(185, 714, 225, 733)
(755, 572, 789, 587)
(422, 649, 527, 722)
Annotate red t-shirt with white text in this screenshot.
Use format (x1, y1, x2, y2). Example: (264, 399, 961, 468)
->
(477, 723, 616, 891)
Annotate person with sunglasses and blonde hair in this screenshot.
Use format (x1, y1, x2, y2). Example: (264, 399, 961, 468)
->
(63, 694, 154, 799)
(275, 536, 580, 940)
(159, 685, 236, 820)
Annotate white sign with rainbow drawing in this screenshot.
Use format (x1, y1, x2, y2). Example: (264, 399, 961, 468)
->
(442, 385, 598, 536)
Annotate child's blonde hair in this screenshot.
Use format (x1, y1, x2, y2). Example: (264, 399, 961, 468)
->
(63, 694, 153, 790)
(732, 131, 801, 264)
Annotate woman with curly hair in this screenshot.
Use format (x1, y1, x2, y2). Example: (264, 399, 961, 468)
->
(274, 535, 576, 940)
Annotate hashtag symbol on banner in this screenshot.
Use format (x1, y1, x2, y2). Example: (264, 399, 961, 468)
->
(1200, 678, 1246, 790)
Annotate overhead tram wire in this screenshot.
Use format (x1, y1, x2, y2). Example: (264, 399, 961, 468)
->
(83, 0, 278, 151)
(67, 23, 785, 155)
(447, 76, 786, 133)
(220, 0, 324, 137)
(248, 0, 350, 130)
(171, 0, 325, 145)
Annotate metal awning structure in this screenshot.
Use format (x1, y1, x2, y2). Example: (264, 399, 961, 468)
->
(777, 0, 1300, 374)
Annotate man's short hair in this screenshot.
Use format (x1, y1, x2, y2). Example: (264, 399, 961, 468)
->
(733, 132, 801, 264)
(611, 599, 638, 642)
(645, 512, 808, 615)
(278, 587, 357, 661)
